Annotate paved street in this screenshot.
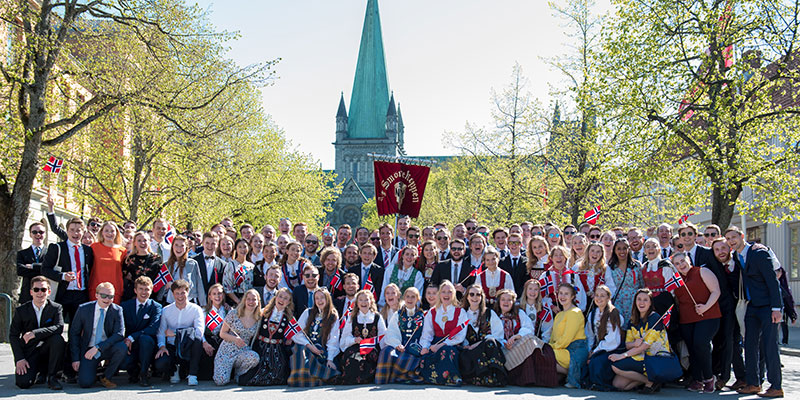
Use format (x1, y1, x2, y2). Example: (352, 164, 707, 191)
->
(1, 343, 799, 399)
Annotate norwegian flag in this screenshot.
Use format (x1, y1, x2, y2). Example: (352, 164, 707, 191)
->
(165, 223, 176, 245)
(664, 272, 686, 292)
(205, 308, 223, 331)
(583, 206, 601, 225)
(363, 275, 374, 294)
(234, 263, 246, 287)
(447, 319, 470, 340)
(415, 310, 428, 328)
(539, 274, 555, 297)
(339, 301, 354, 330)
(678, 213, 695, 225)
(359, 334, 385, 355)
(468, 265, 482, 278)
(662, 305, 674, 328)
(538, 307, 553, 323)
(284, 317, 303, 341)
(42, 156, 64, 174)
(330, 269, 343, 291)
(152, 264, 174, 292)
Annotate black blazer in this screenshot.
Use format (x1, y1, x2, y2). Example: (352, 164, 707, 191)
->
(46, 213, 68, 242)
(16, 245, 48, 304)
(333, 296, 355, 317)
(705, 258, 735, 311)
(431, 258, 475, 288)
(347, 263, 384, 296)
(689, 245, 715, 269)
(499, 254, 527, 276)
(68, 301, 125, 362)
(9, 300, 64, 361)
(193, 253, 225, 305)
(736, 244, 782, 309)
(121, 298, 162, 342)
(374, 246, 398, 268)
(40, 241, 94, 303)
(292, 285, 315, 318)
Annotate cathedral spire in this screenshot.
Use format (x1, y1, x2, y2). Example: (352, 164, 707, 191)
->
(348, 0, 390, 139)
(337, 92, 348, 118)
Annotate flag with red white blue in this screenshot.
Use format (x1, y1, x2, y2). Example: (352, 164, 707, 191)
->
(339, 301, 353, 330)
(363, 275, 374, 294)
(446, 319, 469, 340)
(206, 308, 223, 331)
(664, 272, 685, 292)
(152, 264, 174, 292)
(583, 206, 601, 225)
(662, 305, 674, 328)
(42, 156, 64, 174)
(538, 307, 553, 323)
(359, 334, 385, 355)
(284, 317, 303, 341)
(234, 263, 246, 287)
(330, 269, 343, 291)
(165, 223, 176, 245)
(678, 213, 694, 225)
(539, 274, 555, 297)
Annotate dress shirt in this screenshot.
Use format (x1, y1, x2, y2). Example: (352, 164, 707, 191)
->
(263, 287, 277, 304)
(90, 303, 110, 346)
(451, 261, 462, 281)
(522, 302, 553, 342)
(33, 302, 45, 327)
(157, 302, 204, 348)
(585, 309, 623, 354)
(480, 268, 515, 291)
(64, 240, 85, 290)
(359, 263, 371, 286)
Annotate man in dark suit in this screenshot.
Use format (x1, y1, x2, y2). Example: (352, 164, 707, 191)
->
(41, 217, 94, 321)
(10, 276, 65, 390)
(260, 265, 282, 307)
(347, 243, 384, 300)
(69, 281, 126, 389)
(292, 265, 319, 318)
(193, 232, 225, 306)
(431, 239, 472, 298)
(333, 273, 360, 316)
(121, 276, 163, 386)
(499, 233, 528, 294)
(678, 222, 715, 268)
(435, 229, 452, 261)
(374, 223, 398, 268)
(17, 222, 48, 304)
(725, 226, 783, 398)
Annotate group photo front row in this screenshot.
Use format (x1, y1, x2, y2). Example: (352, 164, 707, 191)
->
(10, 215, 792, 398)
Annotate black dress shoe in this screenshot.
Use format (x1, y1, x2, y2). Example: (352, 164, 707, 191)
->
(140, 375, 150, 387)
(128, 374, 140, 384)
(65, 375, 77, 384)
(48, 376, 63, 390)
(35, 374, 47, 385)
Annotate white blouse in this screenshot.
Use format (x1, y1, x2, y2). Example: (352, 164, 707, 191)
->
(462, 308, 504, 345)
(522, 302, 553, 342)
(420, 305, 468, 347)
(293, 308, 340, 361)
(339, 310, 387, 351)
(478, 268, 515, 292)
(384, 307, 420, 348)
(585, 308, 624, 354)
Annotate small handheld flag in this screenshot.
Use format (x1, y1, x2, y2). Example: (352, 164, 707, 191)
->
(165, 223, 176, 245)
(662, 306, 674, 328)
(359, 334, 385, 355)
(339, 301, 354, 330)
(538, 307, 553, 323)
(363, 275, 374, 293)
(678, 213, 694, 225)
(447, 319, 469, 340)
(234, 263, 246, 287)
(539, 274, 555, 297)
(330, 269, 343, 291)
(42, 156, 64, 174)
(205, 309, 223, 331)
(664, 272, 685, 292)
(152, 264, 174, 292)
(284, 317, 303, 341)
(583, 206, 601, 225)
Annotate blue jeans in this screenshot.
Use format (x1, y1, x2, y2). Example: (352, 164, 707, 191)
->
(566, 339, 588, 388)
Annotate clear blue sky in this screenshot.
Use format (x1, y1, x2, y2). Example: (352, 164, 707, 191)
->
(192, 0, 611, 169)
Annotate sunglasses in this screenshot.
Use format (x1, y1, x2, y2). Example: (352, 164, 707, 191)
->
(32, 287, 48, 293)
(97, 293, 114, 300)
(304, 274, 318, 278)
(564, 231, 576, 236)
(322, 232, 334, 237)
(436, 236, 447, 240)
(703, 232, 718, 237)
(31, 230, 45, 235)
(370, 238, 381, 242)
(408, 234, 420, 239)
(467, 292, 481, 297)
(679, 232, 695, 237)
(305, 240, 318, 244)
(548, 233, 560, 238)
(479, 232, 488, 236)
(450, 247, 465, 252)
(89, 222, 101, 228)
(466, 226, 476, 231)
(532, 232, 543, 236)
(589, 234, 600, 239)
(508, 241, 521, 245)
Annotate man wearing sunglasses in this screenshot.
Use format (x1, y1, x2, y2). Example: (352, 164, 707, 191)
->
(431, 239, 473, 298)
(303, 234, 321, 266)
(703, 224, 722, 247)
(10, 276, 65, 390)
(678, 222, 714, 269)
(292, 265, 320, 318)
(434, 229, 452, 261)
(17, 222, 48, 304)
(69, 282, 126, 388)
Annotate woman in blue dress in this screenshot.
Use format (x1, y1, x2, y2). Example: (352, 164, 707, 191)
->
(418, 281, 468, 386)
(288, 288, 341, 387)
(375, 287, 425, 384)
(604, 238, 644, 323)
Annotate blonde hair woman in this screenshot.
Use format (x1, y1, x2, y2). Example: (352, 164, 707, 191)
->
(417, 281, 468, 386)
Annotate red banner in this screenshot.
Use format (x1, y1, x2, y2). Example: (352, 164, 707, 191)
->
(373, 161, 430, 218)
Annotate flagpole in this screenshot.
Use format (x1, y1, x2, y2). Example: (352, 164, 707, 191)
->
(641, 305, 673, 337)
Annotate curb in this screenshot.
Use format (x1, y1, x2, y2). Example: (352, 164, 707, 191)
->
(780, 347, 800, 357)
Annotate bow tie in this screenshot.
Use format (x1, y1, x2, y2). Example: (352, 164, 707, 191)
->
(205, 256, 214, 260)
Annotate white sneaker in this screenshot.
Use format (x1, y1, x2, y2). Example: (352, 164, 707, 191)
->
(170, 371, 180, 384)
(187, 375, 198, 386)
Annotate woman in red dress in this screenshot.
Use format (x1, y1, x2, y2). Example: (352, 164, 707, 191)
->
(89, 221, 127, 304)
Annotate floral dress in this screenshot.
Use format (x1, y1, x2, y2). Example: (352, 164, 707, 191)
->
(459, 309, 507, 386)
(376, 307, 425, 384)
(604, 262, 644, 323)
(337, 311, 384, 384)
(418, 305, 468, 386)
(213, 312, 259, 385)
(223, 259, 255, 302)
(122, 253, 162, 301)
(240, 309, 292, 385)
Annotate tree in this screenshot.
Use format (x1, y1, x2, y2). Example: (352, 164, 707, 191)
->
(0, 0, 272, 335)
(596, 0, 800, 228)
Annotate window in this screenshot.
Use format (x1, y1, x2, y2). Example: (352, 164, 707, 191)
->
(790, 224, 800, 280)
(747, 225, 765, 244)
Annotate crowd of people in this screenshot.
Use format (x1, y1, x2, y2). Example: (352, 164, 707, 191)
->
(11, 208, 795, 398)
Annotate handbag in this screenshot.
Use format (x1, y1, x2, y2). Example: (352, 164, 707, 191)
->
(175, 327, 199, 361)
(644, 351, 682, 383)
(735, 270, 748, 337)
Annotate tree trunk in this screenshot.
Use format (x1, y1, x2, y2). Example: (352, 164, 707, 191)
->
(710, 184, 741, 230)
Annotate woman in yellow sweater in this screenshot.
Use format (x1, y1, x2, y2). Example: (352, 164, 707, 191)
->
(549, 283, 588, 388)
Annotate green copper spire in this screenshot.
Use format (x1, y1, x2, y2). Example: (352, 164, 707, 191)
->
(348, 0, 390, 139)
